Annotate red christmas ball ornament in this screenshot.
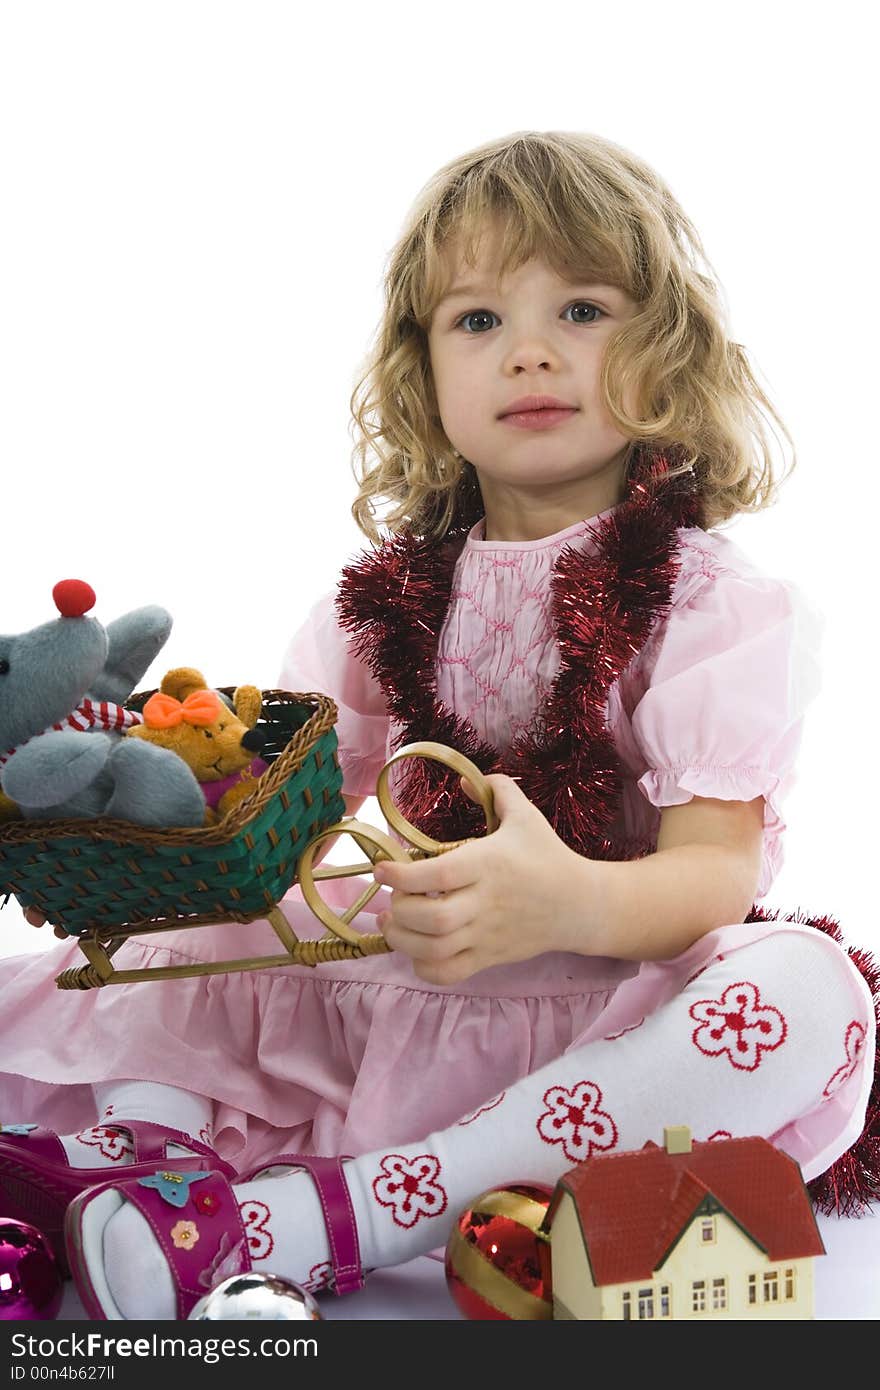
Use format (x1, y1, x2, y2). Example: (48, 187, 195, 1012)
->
(0, 1218, 63, 1320)
(52, 579, 96, 618)
(445, 1181, 554, 1320)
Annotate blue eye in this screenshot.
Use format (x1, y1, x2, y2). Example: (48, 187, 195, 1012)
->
(454, 301, 605, 333)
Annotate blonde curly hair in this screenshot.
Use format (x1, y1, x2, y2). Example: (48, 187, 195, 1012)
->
(349, 130, 794, 542)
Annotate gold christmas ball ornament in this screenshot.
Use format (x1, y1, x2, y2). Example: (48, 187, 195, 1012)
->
(445, 1182, 554, 1320)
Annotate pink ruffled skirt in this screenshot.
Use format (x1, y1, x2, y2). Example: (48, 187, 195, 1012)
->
(0, 876, 873, 1183)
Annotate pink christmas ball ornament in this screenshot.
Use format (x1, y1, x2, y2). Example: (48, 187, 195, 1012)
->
(0, 1219, 64, 1320)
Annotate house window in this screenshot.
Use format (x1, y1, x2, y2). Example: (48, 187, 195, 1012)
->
(701, 1217, 716, 1243)
(748, 1274, 757, 1305)
(622, 1291, 632, 1320)
(637, 1287, 654, 1319)
(784, 1268, 796, 1301)
(692, 1280, 706, 1313)
(712, 1277, 728, 1310)
(659, 1285, 671, 1318)
(763, 1271, 780, 1303)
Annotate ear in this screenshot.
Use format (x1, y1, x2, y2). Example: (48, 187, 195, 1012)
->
(232, 685, 262, 729)
(90, 605, 172, 704)
(160, 667, 207, 701)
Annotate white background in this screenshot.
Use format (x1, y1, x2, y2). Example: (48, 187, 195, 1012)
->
(0, 0, 876, 963)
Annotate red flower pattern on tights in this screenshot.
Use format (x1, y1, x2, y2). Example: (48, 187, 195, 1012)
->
(823, 1021, 867, 1097)
(302, 1261, 333, 1293)
(689, 981, 787, 1071)
(75, 1125, 134, 1162)
(536, 1080, 618, 1163)
(372, 1153, 448, 1228)
(238, 1199, 275, 1260)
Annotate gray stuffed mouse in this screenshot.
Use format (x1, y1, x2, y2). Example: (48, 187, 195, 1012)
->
(0, 579, 206, 827)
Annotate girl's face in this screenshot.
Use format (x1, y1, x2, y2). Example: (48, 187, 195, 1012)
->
(427, 238, 639, 510)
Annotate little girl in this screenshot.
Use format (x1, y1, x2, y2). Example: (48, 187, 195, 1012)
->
(0, 130, 875, 1320)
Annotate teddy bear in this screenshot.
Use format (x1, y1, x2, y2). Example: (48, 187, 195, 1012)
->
(125, 667, 269, 823)
(0, 580, 206, 827)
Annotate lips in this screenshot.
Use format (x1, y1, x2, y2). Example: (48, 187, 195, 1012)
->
(502, 406, 577, 430)
(499, 395, 577, 417)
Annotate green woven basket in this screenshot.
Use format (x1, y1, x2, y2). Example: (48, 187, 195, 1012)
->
(0, 688, 346, 937)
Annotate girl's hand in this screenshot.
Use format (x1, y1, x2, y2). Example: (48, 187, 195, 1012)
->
(372, 774, 591, 984)
(23, 907, 67, 940)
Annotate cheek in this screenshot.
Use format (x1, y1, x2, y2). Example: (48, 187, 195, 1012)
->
(430, 351, 462, 407)
(432, 370, 474, 434)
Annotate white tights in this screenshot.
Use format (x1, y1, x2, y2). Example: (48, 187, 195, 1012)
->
(100, 931, 872, 1317)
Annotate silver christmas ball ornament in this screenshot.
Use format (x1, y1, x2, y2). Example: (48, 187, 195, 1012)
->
(188, 1271, 323, 1320)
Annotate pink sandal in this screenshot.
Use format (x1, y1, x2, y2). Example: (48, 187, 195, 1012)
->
(0, 1121, 235, 1275)
(239, 1153, 365, 1296)
(65, 1153, 363, 1319)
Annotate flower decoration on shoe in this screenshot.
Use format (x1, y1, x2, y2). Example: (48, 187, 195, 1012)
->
(137, 1170, 213, 1208)
(65, 1169, 252, 1320)
(171, 1220, 200, 1251)
(194, 1191, 220, 1216)
(197, 1231, 249, 1291)
(0, 1124, 38, 1137)
(372, 1154, 448, 1229)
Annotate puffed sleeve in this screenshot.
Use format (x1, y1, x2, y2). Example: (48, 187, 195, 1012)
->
(277, 589, 392, 798)
(630, 558, 825, 893)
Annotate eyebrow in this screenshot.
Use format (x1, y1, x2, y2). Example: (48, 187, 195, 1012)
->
(436, 279, 622, 306)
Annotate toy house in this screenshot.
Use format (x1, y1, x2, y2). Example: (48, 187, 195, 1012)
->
(542, 1125, 824, 1320)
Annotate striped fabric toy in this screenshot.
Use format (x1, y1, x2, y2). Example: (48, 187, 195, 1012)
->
(0, 700, 143, 767)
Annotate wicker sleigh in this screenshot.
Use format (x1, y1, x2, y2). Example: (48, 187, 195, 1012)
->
(0, 689, 496, 990)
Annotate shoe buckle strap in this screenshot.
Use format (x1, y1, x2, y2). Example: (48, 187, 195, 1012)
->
(269, 1152, 364, 1295)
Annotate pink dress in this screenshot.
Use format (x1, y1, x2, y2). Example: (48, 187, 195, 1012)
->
(0, 507, 872, 1183)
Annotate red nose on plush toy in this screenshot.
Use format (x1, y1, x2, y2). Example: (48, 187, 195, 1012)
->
(53, 579, 97, 618)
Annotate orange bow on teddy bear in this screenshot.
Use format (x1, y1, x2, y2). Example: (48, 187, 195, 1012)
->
(126, 668, 269, 824)
(142, 689, 224, 729)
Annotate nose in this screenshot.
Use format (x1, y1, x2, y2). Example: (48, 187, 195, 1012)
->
(241, 727, 266, 753)
(53, 579, 96, 618)
(505, 335, 558, 375)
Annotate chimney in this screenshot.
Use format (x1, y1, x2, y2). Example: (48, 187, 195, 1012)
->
(663, 1125, 693, 1154)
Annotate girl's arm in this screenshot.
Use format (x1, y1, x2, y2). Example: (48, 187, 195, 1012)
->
(560, 793, 766, 961)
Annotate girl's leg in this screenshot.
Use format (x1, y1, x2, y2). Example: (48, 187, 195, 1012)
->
(101, 930, 873, 1317)
(60, 1081, 214, 1168)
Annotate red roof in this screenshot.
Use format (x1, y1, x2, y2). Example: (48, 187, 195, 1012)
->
(544, 1136, 824, 1287)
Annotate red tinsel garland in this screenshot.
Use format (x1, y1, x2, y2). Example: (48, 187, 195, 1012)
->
(337, 445, 700, 859)
(745, 904, 880, 1215)
(335, 443, 880, 1216)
